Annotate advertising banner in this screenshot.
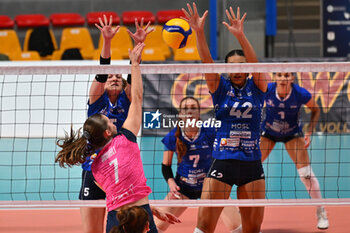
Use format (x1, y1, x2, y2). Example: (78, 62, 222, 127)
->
(323, 0, 350, 57)
(142, 67, 350, 136)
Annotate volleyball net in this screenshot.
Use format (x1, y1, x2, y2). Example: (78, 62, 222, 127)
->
(1, 61, 350, 208)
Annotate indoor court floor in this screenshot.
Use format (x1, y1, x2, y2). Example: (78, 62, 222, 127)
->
(0, 205, 349, 232)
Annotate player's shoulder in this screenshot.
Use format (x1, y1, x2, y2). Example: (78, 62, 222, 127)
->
(292, 83, 310, 95)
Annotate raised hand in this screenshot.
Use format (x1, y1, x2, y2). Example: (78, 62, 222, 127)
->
(128, 42, 145, 64)
(127, 18, 154, 44)
(181, 2, 208, 32)
(222, 7, 247, 38)
(95, 14, 120, 40)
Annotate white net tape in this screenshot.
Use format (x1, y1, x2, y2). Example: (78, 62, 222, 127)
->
(0, 61, 350, 209)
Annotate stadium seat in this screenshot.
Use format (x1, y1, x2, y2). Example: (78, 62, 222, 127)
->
(23, 28, 58, 59)
(12, 51, 41, 61)
(59, 27, 94, 59)
(96, 26, 133, 59)
(142, 47, 166, 61)
(144, 25, 171, 59)
(15, 14, 50, 28)
(156, 10, 185, 24)
(122, 11, 155, 25)
(50, 13, 85, 26)
(87, 11, 120, 26)
(51, 50, 64, 60)
(0, 15, 14, 28)
(173, 33, 200, 61)
(0, 30, 22, 59)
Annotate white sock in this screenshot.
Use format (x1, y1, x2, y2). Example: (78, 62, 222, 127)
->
(230, 224, 242, 233)
(193, 227, 205, 233)
(297, 165, 322, 199)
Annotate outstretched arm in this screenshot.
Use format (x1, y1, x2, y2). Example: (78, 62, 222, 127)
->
(223, 7, 267, 92)
(122, 43, 145, 136)
(123, 18, 154, 100)
(90, 15, 120, 104)
(304, 96, 320, 148)
(182, 2, 220, 93)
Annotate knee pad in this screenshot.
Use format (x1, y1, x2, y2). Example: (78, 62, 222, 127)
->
(298, 165, 314, 179)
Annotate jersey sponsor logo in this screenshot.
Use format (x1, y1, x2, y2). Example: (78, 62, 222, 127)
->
(220, 138, 240, 147)
(230, 130, 251, 138)
(220, 138, 227, 146)
(189, 144, 197, 150)
(231, 123, 250, 130)
(278, 103, 285, 108)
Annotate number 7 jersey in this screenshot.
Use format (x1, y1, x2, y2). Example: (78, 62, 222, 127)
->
(211, 76, 266, 161)
(91, 129, 151, 211)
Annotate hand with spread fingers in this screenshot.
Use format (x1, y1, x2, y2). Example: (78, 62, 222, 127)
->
(127, 17, 154, 44)
(181, 2, 208, 33)
(222, 7, 247, 38)
(95, 14, 120, 41)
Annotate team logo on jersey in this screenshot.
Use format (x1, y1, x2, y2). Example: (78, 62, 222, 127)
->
(267, 99, 274, 107)
(143, 110, 162, 129)
(279, 103, 285, 108)
(226, 91, 235, 97)
(99, 107, 108, 115)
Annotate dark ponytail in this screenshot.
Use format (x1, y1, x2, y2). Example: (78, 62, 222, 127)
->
(55, 114, 109, 167)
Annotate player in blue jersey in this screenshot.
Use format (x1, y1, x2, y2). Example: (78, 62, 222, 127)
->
(79, 15, 153, 233)
(183, 3, 267, 233)
(155, 97, 241, 233)
(260, 72, 329, 229)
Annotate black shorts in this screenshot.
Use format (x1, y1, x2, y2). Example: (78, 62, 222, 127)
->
(261, 131, 304, 143)
(207, 159, 265, 187)
(175, 175, 202, 199)
(79, 170, 106, 200)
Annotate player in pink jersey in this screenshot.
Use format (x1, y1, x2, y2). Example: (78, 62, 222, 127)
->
(56, 42, 180, 233)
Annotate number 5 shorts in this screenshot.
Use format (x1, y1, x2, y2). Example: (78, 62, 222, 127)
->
(79, 169, 106, 200)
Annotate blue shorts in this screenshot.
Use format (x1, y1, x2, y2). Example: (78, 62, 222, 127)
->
(106, 204, 158, 233)
(79, 170, 106, 200)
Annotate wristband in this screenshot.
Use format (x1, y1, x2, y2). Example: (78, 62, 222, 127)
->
(95, 74, 108, 83)
(95, 56, 111, 83)
(100, 56, 111, 65)
(162, 163, 174, 181)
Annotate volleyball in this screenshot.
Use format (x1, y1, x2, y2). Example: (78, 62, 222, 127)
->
(162, 18, 192, 49)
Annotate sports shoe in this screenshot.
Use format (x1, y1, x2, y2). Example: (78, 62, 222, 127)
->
(317, 207, 329, 229)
